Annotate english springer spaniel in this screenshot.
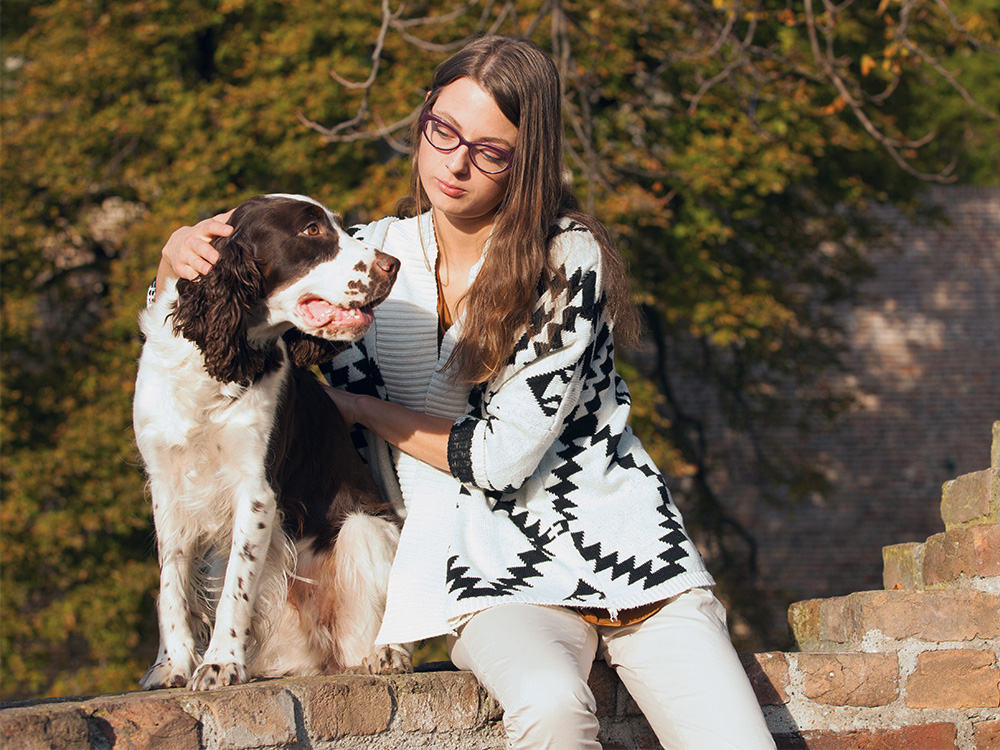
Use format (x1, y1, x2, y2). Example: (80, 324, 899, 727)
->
(134, 194, 407, 691)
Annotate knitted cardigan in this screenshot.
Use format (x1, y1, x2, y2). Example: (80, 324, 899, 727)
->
(321, 213, 714, 645)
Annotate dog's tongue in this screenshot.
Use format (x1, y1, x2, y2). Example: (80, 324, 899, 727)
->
(298, 297, 373, 329)
(300, 298, 342, 327)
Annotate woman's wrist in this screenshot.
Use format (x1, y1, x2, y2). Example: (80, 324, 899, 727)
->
(153, 256, 177, 300)
(348, 393, 386, 432)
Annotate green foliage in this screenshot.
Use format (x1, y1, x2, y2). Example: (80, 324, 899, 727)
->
(2, 0, 996, 697)
(1, 0, 410, 701)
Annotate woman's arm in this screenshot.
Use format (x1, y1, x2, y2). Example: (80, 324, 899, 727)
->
(324, 386, 452, 472)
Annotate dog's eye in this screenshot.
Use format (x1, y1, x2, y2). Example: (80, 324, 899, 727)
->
(302, 223, 321, 236)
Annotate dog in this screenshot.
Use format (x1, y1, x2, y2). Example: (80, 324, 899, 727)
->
(134, 194, 408, 691)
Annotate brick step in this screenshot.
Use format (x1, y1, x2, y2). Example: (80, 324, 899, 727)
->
(4, 656, 997, 750)
(883, 523, 1000, 592)
(937, 421, 1000, 531)
(942, 466, 1000, 530)
(788, 589, 1000, 652)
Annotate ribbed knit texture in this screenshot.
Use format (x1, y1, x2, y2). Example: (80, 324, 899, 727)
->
(323, 214, 713, 645)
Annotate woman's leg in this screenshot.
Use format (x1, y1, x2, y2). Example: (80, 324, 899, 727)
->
(598, 587, 776, 750)
(448, 604, 601, 750)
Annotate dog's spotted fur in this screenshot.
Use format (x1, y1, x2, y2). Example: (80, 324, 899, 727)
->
(134, 195, 409, 691)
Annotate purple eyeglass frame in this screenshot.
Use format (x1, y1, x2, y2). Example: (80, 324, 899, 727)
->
(419, 112, 514, 175)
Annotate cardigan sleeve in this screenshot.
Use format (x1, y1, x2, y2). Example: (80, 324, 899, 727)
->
(447, 229, 606, 492)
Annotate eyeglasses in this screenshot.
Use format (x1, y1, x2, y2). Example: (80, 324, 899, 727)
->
(419, 112, 514, 175)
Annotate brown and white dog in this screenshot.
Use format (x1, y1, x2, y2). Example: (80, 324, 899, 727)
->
(134, 194, 408, 691)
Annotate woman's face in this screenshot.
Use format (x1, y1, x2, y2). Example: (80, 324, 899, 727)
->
(417, 77, 518, 232)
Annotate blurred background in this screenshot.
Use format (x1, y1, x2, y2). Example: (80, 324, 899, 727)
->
(2, 0, 998, 701)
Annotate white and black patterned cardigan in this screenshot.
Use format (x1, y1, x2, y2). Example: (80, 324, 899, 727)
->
(322, 213, 714, 645)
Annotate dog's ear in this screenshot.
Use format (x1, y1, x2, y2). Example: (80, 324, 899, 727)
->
(283, 329, 349, 368)
(171, 229, 267, 383)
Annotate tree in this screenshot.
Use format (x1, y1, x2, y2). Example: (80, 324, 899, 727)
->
(1, 0, 996, 699)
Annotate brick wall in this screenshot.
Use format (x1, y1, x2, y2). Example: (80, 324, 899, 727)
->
(673, 186, 1000, 640)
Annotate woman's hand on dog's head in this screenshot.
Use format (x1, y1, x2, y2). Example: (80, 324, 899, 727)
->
(162, 209, 235, 281)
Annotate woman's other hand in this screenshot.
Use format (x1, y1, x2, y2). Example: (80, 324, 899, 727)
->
(322, 383, 361, 426)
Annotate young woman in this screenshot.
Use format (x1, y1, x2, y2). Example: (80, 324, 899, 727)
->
(158, 34, 775, 750)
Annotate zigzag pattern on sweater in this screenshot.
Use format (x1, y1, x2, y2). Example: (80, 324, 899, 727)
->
(445, 485, 557, 600)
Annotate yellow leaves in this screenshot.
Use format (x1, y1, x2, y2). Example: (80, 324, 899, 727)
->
(822, 96, 848, 115)
(688, 285, 796, 350)
(861, 54, 877, 77)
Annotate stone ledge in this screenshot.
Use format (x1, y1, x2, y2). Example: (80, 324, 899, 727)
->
(5, 655, 999, 749)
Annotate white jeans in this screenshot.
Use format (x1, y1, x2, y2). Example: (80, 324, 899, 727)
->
(447, 587, 776, 750)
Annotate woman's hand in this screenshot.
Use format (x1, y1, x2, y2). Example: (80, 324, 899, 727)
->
(323, 384, 361, 426)
(161, 209, 235, 281)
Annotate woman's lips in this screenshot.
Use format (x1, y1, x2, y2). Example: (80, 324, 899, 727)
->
(436, 179, 465, 198)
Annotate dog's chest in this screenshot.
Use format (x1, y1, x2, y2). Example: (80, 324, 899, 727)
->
(135, 320, 289, 494)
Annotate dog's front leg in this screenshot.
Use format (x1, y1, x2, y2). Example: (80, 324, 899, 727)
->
(141, 477, 199, 689)
(189, 486, 276, 691)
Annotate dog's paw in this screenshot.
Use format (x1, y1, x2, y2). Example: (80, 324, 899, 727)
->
(140, 659, 193, 690)
(363, 644, 412, 675)
(188, 661, 249, 691)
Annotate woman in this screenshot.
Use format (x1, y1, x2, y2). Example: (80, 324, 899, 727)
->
(158, 34, 775, 750)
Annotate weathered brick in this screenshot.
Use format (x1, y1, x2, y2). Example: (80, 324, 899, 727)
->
(196, 683, 297, 749)
(992, 420, 1000, 471)
(787, 599, 823, 650)
(942, 468, 1000, 530)
(906, 650, 1000, 709)
(90, 692, 200, 750)
(740, 652, 789, 705)
(774, 723, 958, 749)
(882, 542, 924, 591)
(974, 719, 1000, 750)
(923, 524, 1000, 586)
(793, 590, 1000, 649)
(299, 675, 392, 740)
(799, 653, 898, 707)
(0, 704, 90, 750)
(393, 671, 494, 733)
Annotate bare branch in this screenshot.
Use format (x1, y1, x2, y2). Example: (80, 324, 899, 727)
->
(687, 2, 760, 114)
(930, 0, 1000, 55)
(804, 0, 957, 182)
(898, 36, 1000, 122)
(296, 108, 419, 148)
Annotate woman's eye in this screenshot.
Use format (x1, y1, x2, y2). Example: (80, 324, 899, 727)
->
(478, 147, 505, 165)
(432, 122, 457, 142)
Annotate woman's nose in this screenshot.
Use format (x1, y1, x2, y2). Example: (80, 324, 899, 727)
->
(445, 145, 472, 175)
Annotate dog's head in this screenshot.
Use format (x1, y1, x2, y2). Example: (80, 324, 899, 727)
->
(172, 194, 398, 383)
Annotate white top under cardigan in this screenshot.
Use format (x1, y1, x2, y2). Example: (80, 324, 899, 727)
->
(321, 213, 714, 645)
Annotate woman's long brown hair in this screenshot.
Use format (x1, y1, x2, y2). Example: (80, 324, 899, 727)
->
(397, 35, 640, 384)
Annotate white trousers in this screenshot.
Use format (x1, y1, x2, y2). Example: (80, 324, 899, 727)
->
(447, 587, 776, 750)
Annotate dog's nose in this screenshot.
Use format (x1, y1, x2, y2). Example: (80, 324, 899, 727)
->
(375, 251, 399, 278)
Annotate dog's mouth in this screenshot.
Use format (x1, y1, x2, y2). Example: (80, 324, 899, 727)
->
(297, 296, 375, 331)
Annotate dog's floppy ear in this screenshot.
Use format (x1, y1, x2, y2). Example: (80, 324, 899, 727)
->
(283, 329, 349, 368)
(171, 228, 267, 383)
